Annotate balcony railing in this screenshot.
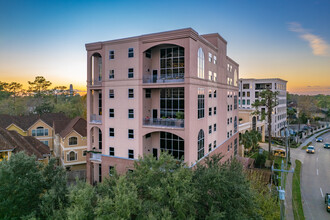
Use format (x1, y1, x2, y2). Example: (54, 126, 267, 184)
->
(90, 114, 102, 124)
(143, 73, 184, 83)
(87, 80, 102, 86)
(143, 118, 184, 128)
(90, 153, 102, 162)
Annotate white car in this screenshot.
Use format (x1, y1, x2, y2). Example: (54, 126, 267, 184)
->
(306, 146, 315, 154)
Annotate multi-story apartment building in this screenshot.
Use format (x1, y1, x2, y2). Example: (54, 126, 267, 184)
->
(86, 28, 239, 183)
(238, 78, 287, 137)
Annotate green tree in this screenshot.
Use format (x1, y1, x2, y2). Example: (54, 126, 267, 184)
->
(252, 89, 279, 159)
(0, 81, 11, 99)
(0, 152, 44, 219)
(193, 154, 259, 219)
(130, 153, 196, 219)
(28, 76, 52, 96)
(66, 180, 96, 220)
(39, 158, 69, 219)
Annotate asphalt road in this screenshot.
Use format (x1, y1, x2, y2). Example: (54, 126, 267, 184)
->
(290, 132, 330, 219)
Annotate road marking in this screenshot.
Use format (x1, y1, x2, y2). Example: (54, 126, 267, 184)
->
(317, 169, 319, 175)
(320, 188, 324, 198)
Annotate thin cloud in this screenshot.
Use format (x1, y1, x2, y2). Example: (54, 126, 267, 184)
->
(288, 22, 329, 56)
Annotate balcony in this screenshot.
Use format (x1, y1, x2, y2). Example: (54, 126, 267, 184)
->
(90, 114, 102, 124)
(90, 152, 102, 162)
(143, 73, 184, 84)
(143, 118, 184, 128)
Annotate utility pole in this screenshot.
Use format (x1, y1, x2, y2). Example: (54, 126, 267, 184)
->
(272, 160, 294, 220)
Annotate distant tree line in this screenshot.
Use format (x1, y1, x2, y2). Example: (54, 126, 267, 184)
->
(0, 152, 279, 219)
(0, 76, 86, 119)
(287, 93, 330, 123)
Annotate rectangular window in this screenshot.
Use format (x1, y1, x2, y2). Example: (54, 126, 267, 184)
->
(230, 117, 232, 123)
(209, 89, 212, 98)
(128, 129, 134, 139)
(109, 89, 114, 98)
(128, 89, 134, 98)
(247, 91, 250, 97)
(99, 164, 102, 182)
(109, 109, 114, 118)
(227, 105, 230, 111)
(213, 73, 217, 81)
(109, 70, 114, 79)
(243, 84, 249, 89)
(213, 55, 217, 64)
(247, 100, 250, 105)
(243, 92, 245, 97)
(227, 132, 229, 138)
(109, 147, 115, 156)
(145, 89, 151, 98)
(234, 138, 237, 156)
(214, 140, 216, 149)
(214, 107, 217, 115)
(214, 123, 216, 132)
(242, 100, 246, 105)
(227, 119, 229, 125)
(198, 88, 205, 119)
(214, 90, 217, 98)
(128, 149, 134, 159)
(230, 105, 232, 111)
(160, 47, 185, 79)
(208, 71, 212, 81)
(128, 48, 134, 58)
(109, 50, 114, 59)
(208, 52, 212, 62)
(128, 109, 134, 118)
(109, 128, 114, 137)
(160, 88, 184, 118)
(234, 96, 237, 109)
(109, 166, 115, 176)
(209, 143, 212, 152)
(83, 150, 87, 156)
(209, 125, 212, 134)
(41, 140, 49, 146)
(128, 68, 134, 78)
(145, 49, 151, 58)
(209, 107, 212, 116)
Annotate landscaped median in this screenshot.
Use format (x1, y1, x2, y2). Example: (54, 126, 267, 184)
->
(302, 142, 312, 150)
(292, 160, 305, 220)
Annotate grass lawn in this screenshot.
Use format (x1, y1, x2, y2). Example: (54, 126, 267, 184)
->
(292, 160, 305, 220)
(302, 142, 312, 150)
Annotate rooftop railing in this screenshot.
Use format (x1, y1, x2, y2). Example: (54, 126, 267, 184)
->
(143, 73, 184, 83)
(90, 153, 102, 162)
(143, 118, 184, 128)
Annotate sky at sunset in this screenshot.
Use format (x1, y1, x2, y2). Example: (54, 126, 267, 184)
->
(0, 0, 329, 95)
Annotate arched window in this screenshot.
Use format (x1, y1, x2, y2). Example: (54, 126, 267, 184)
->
(160, 132, 184, 160)
(197, 129, 204, 160)
(32, 126, 48, 136)
(234, 116, 238, 133)
(197, 48, 204, 79)
(69, 137, 78, 145)
(67, 151, 77, 161)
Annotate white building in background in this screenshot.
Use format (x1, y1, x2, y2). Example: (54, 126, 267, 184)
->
(238, 78, 287, 137)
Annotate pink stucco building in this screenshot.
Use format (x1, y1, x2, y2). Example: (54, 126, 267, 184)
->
(86, 28, 239, 183)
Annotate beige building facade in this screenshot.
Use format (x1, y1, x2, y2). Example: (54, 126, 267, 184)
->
(238, 78, 287, 137)
(86, 28, 239, 183)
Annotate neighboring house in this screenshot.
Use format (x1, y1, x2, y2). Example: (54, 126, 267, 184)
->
(0, 113, 69, 154)
(53, 117, 87, 171)
(86, 28, 239, 183)
(0, 127, 50, 162)
(238, 78, 287, 137)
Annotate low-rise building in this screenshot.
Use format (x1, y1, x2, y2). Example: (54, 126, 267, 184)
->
(0, 127, 50, 162)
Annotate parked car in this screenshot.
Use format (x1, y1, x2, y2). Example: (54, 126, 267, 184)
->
(316, 137, 323, 142)
(306, 146, 315, 154)
(324, 143, 330, 149)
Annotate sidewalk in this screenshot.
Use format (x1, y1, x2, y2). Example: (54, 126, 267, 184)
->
(285, 160, 295, 220)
